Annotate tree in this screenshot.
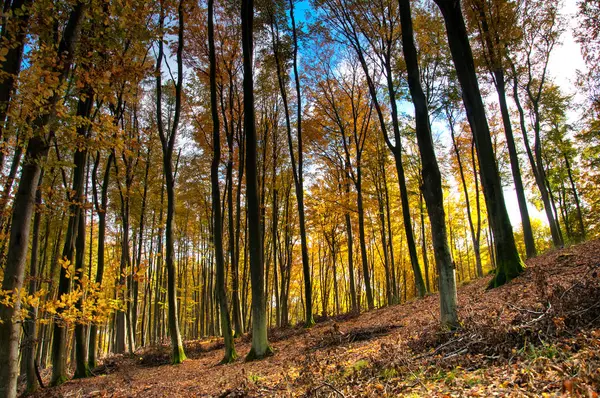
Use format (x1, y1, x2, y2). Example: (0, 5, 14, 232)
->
(508, 0, 564, 249)
(433, 0, 524, 288)
(267, 0, 315, 325)
(242, 0, 272, 360)
(315, 0, 427, 298)
(156, 0, 186, 364)
(466, 0, 536, 258)
(209, 0, 236, 363)
(398, 0, 457, 326)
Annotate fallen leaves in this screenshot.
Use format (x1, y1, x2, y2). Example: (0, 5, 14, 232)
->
(27, 239, 600, 397)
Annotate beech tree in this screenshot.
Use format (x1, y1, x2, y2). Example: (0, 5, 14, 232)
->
(155, 0, 187, 364)
(433, 0, 524, 288)
(242, 0, 272, 360)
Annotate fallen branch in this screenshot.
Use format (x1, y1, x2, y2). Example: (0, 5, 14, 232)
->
(414, 336, 465, 359)
(312, 382, 346, 397)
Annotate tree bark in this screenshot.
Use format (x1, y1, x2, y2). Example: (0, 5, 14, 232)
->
(434, 0, 524, 288)
(209, 0, 236, 363)
(23, 172, 43, 393)
(400, 0, 458, 326)
(156, 0, 186, 363)
(242, 0, 272, 360)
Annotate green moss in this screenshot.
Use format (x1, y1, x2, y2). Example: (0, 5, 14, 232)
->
(379, 367, 398, 380)
(245, 344, 274, 361)
(220, 348, 237, 364)
(488, 257, 526, 289)
(50, 374, 69, 386)
(73, 365, 92, 379)
(171, 345, 187, 364)
(352, 359, 369, 372)
(248, 373, 263, 383)
(304, 316, 315, 328)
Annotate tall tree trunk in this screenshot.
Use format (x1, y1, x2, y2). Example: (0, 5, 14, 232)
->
(223, 81, 244, 338)
(405, 111, 457, 317)
(494, 71, 536, 258)
(563, 153, 585, 239)
(345, 177, 358, 313)
(355, 170, 374, 309)
(156, 0, 186, 364)
(434, 0, 524, 288)
(510, 62, 563, 248)
(52, 87, 93, 385)
(269, 5, 313, 326)
(209, 0, 236, 363)
(242, 0, 272, 360)
(132, 147, 151, 347)
(419, 192, 431, 292)
(23, 172, 44, 393)
(382, 53, 427, 299)
(449, 120, 483, 278)
(472, 1, 536, 258)
(398, 0, 459, 324)
(289, 0, 314, 327)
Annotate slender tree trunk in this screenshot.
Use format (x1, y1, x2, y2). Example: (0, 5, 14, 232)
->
(449, 123, 483, 278)
(242, 0, 272, 360)
(379, 53, 427, 299)
(510, 63, 563, 248)
(156, 0, 186, 363)
(345, 179, 358, 313)
(494, 71, 536, 258)
(419, 192, 431, 293)
(23, 172, 43, 393)
(52, 90, 93, 384)
(269, 5, 313, 326)
(132, 147, 151, 347)
(355, 171, 374, 309)
(224, 86, 244, 338)
(209, 0, 236, 362)
(472, 2, 536, 258)
(563, 153, 585, 239)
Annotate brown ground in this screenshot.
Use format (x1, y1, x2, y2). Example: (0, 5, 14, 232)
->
(27, 240, 600, 397)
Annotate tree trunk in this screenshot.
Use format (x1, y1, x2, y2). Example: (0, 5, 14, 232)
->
(494, 72, 536, 258)
(23, 172, 43, 393)
(472, 1, 537, 258)
(209, 0, 236, 363)
(563, 153, 585, 239)
(355, 170, 374, 309)
(510, 62, 563, 248)
(242, 0, 272, 360)
(156, 0, 186, 364)
(345, 179, 358, 313)
(434, 0, 524, 288)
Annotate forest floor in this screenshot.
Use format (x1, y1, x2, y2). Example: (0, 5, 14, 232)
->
(27, 239, 600, 397)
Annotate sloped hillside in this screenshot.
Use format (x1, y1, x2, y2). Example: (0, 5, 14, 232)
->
(30, 240, 600, 397)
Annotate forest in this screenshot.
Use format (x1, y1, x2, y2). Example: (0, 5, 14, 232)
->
(0, 0, 599, 396)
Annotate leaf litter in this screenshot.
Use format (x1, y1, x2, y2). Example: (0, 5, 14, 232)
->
(29, 239, 600, 397)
